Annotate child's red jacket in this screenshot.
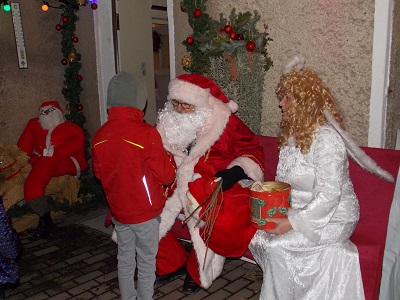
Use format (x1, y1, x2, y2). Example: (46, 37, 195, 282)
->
(92, 107, 175, 224)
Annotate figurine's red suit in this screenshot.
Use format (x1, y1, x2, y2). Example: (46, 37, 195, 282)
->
(17, 101, 88, 201)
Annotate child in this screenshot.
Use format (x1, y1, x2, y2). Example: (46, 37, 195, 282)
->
(92, 72, 175, 300)
(0, 196, 22, 300)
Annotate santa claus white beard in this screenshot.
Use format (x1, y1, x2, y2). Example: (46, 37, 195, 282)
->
(157, 103, 211, 152)
(39, 110, 66, 130)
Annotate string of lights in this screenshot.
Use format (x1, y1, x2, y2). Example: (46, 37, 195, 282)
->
(41, 0, 97, 12)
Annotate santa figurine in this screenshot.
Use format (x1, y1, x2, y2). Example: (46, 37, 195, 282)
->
(155, 74, 265, 294)
(17, 101, 88, 238)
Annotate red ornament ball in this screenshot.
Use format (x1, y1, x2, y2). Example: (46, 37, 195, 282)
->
(77, 74, 83, 81)
(246, 40, 256, 52)
(91, 3, 98, 10)
(72, 36, 79, 43)
(193, 8, 202, 18)
(219, 28, 225, 34)
(229, 32, 237, 40)
(224, 25, 233, 33)
(55, 24, 62, 31)
(186, 36, 194, 45)
(61, 59, 68, 65)
(77, 104, 83, 111)
(61, 16, 69, 23)
(180, 5, 186, 12)
(237, 34, 244, 40)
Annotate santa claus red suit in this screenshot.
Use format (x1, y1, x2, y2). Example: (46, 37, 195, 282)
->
(17, 101, 88, 237)
(155, 74, 265, 291)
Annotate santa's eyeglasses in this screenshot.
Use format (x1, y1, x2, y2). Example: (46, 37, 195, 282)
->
(40, 106, 56, 115)
(171, 99, 192, 109)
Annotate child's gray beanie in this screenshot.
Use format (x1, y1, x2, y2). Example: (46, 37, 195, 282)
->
(107, 72, 147, 110)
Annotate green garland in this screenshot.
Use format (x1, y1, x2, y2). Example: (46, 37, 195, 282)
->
(59, 1, 86, 128)
(180, 0, 273, 134)
(180, 0, 212, 74)
(58, 2, 93, 162)
(180, 0, 272, 74)
(57, 1, 105, 214)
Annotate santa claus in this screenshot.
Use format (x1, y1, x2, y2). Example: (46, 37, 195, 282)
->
(155, 74, 265, 294)
(17, 101, 88, 238)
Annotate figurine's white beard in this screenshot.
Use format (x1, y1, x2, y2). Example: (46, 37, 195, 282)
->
(157, 103, 211, 152)
(39, 110, 65, 130)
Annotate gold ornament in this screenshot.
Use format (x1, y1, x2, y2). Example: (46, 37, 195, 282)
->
(68, 52, 77, 62)
(76, 0, 86, 6)
(181, 52, 193, 68)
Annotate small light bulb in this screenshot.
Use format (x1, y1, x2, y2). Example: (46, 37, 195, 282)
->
(3, 3, 11, 11)
(41, 4, 49, 12)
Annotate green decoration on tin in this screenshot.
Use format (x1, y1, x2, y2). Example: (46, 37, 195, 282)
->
(258, 219, 267, 226)
(267, 207, 277, 217)
(279, 206, 288, 215)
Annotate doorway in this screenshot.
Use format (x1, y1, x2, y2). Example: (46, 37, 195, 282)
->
(93, 0, 176, 125)
(151, 1, 171, 112)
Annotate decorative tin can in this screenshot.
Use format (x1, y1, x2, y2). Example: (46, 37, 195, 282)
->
(249, 181, 291, 230)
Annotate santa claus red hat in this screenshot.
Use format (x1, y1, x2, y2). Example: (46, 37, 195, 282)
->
(167, 74, 238, 112)
(39, 101, 63, 113)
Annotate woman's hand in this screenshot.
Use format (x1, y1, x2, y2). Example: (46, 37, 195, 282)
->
(264, 218, 292, 235)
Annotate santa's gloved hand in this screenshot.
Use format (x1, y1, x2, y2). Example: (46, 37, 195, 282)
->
(214, 166, 247, 191)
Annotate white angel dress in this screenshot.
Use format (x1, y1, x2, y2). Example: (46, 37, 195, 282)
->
(249, 125, 365, 300)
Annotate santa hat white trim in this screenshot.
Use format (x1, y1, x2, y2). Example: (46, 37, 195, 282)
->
(167, 77, 238, 113)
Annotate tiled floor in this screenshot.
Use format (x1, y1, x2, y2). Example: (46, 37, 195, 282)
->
(7, 209, 263, 299)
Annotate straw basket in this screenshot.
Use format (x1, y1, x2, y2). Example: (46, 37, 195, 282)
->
(249, 181, 291, 230)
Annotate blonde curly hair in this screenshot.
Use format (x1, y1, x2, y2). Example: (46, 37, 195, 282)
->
(276, 68, 343, 154)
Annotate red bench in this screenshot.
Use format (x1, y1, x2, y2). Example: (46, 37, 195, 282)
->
(172, 135, 400, 300)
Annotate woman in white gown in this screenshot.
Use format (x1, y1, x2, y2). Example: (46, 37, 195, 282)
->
(249, 59, 365, 299)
